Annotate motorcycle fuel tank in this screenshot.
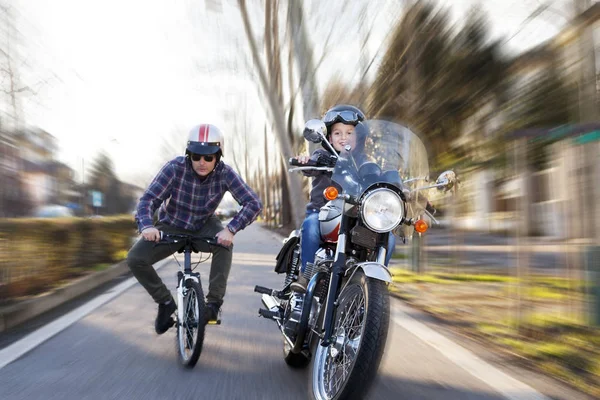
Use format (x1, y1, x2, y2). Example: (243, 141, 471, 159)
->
(319, 200, 342, 243)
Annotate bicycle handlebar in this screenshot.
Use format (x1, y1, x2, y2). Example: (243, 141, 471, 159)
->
(157, 232, 229, 249)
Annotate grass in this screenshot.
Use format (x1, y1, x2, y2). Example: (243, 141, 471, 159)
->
(477, 323, 513, 337)
(391, 252, 408, 260)
(391, 268, 582, 299)
(517, 312, 587, 330)
(390, 267, 600, 397)
(113, 250, 128, 261)
(91, 263, 111, 271)
(527, 287, 568, 300)
(390, 268, 515, 284)
(436, 273, 514, 283)
(392, 274, 449, 284)
(479, 316, 600, 396)
(533, 276, 586, 291)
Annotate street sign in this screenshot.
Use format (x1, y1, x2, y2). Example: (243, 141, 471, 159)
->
(91, 191, 103, 207)
(573, 130, 600, 145)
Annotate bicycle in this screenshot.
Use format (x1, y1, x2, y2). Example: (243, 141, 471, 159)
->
(156, 232, 226, 368)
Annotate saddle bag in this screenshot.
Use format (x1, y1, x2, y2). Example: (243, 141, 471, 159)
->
(274, 236, 300, 274)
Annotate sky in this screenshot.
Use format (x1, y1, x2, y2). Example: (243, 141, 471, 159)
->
(6, 0, 575, 186)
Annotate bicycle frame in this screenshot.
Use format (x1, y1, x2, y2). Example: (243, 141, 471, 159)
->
(158, 233, 223, 326)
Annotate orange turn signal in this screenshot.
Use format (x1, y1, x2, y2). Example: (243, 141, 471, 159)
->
(323, 186, 339, 201)
(414, 219, 428, 234)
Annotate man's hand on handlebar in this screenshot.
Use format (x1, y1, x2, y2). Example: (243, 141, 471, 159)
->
(216, 228, 234, 247)
(142, 227, 161, 242)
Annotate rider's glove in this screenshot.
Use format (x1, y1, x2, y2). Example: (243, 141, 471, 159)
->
(316, 153, 337, 167)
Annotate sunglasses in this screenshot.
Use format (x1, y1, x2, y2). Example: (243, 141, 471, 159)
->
(190, 153, 216, 162)
(323, 110, 364, 125)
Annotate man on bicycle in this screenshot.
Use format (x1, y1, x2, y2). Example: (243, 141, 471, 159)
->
(127, 124, 262, 334)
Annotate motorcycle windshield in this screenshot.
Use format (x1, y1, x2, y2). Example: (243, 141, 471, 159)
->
(331, 119, 429, 204)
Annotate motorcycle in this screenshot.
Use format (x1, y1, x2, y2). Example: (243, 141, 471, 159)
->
(254, 119, 456, 400)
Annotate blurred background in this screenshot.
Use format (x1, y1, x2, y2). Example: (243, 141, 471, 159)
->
(2, 0, 600, 395)
(0, 0, 598, 229)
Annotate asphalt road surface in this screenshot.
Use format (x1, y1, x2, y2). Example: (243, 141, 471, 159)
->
(0, 223, 590, 400)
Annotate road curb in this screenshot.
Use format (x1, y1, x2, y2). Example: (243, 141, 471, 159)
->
(0, 261, 130, 333)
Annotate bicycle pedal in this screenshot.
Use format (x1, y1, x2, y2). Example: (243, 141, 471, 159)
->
(207, 318, 222, 325)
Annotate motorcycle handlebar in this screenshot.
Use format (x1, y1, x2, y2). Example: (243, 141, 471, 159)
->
(289, 158, 319, 167)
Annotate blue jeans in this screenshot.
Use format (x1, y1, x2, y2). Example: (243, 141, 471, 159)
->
(300, 210, 396, 273)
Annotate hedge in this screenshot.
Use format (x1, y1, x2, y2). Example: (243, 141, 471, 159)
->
(0, 215, 138, 301)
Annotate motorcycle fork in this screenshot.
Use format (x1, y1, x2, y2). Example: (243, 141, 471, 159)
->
(320, 214, 349, 347)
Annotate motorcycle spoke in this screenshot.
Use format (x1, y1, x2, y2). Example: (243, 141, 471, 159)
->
(344, 336, 361, 357)
(320, 285, 366, 397)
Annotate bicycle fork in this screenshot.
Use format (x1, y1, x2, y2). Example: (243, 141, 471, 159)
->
(176, 249, 199, 325)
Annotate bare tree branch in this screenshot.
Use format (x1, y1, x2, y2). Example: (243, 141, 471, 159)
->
(237, 0, 306, 227)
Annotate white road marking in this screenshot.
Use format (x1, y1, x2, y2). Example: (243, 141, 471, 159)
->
(0, 258, 172, 370)
(0, 251, 551, 400)
(391, 304, 549, 400)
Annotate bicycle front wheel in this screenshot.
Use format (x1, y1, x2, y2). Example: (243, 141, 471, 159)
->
(176, 279, 206, 368)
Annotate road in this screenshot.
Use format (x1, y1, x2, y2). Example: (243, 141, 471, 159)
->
(397, 229, 588, 273)
(0, 223, 589, 399)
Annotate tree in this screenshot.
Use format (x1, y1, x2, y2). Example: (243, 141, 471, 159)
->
(88, 152, 116, 192)
(368, 1, 505, 167)
(0, 2, 25, 130)
(0, 2, 55, 131)
(509, 68, 572, 170)
(0, 169, 33, 217)
(237, 0, 308, 228)
(87, 152, 131, 215)
(320, 80, 367, 112)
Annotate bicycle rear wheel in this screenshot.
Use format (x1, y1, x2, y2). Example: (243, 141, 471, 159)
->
(176, 279, 206, 367)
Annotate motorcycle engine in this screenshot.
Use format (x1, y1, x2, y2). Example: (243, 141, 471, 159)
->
(284, 247, 333, 339)
(303, 247, 334, 281)
(283, 293, 304, 338)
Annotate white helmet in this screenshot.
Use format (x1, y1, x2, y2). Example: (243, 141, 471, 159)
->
(186, 124, 224, 156)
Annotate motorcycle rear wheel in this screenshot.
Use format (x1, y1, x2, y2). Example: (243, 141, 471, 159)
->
(309, 270, 390, 400)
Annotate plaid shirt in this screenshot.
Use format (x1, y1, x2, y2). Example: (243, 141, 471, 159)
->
(135, 157, 262, 234)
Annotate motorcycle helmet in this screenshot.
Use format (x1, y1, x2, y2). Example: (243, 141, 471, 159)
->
(321, 104, 366, 152)
(186, 124, 224, 157)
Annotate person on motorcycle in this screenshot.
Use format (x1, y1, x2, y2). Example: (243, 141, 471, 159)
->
(290, 105, 396, 292)
(127, 124, 262, 334)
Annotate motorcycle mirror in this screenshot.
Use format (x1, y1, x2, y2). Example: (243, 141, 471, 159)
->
(435, 170, 457, 192)
(409, 170, 457, 193)
(303, 119, 327, 143)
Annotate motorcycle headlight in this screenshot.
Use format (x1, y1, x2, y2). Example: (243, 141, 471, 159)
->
(360, 188, 404, 233)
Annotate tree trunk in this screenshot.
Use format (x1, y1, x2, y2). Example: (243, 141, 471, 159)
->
(238, 0, 305, 228)
(263, 125, 272, 227)
(287, 1, 320, 120)
(280, 156, 291, 227)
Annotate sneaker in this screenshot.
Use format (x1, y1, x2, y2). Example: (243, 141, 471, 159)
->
(155, 298, 177, 334)
(205, 303, 220, 323)
(290, 275, 308, 293)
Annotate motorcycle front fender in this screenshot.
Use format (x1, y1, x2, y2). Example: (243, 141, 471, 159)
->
(346, 262, 392, 283)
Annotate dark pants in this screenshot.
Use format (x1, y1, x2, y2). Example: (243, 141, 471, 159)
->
(126, 216, 232, 306)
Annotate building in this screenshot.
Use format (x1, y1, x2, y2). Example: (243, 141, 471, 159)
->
(453, 3, 600, 240)
(0, 130, 27, 217)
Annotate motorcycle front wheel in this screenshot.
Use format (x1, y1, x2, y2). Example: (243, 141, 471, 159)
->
(309, 270, 390, 400)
